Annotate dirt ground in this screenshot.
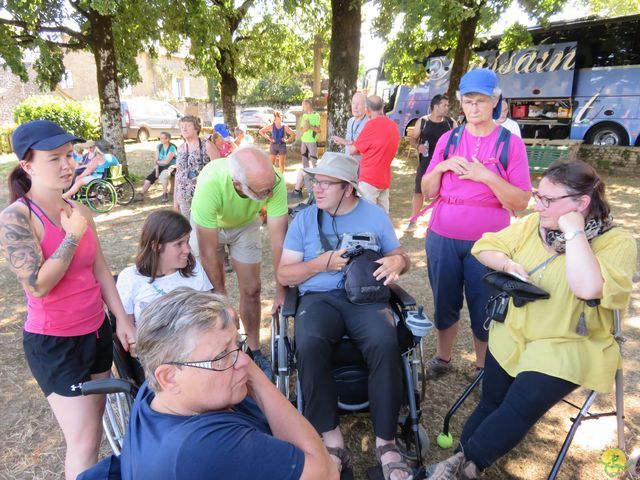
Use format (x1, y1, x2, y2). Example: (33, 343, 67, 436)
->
(0, 141, 638, 480)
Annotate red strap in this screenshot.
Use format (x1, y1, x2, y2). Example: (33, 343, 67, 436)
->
(409, 194, 504, 224)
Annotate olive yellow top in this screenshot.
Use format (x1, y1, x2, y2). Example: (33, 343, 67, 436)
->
(472, 213, 636, 393)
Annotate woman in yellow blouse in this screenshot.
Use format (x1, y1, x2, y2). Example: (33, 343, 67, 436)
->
(427, 160, 636, 479)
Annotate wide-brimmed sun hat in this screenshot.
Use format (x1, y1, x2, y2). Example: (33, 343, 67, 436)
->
(304, 152, 360, 193)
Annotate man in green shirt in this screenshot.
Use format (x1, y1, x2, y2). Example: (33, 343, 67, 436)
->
(191, 146, 288, 380)
(289, 99, 321, 200)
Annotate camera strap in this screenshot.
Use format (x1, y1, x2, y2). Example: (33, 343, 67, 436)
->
(316, 207, 337, 252)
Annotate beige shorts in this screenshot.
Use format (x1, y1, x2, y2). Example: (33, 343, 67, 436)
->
(358, 181, 390, 213)
(158, 166, 175, 187)
(217, 219, 262, 264)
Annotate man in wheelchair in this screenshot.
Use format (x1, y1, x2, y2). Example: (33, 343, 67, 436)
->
(118, 288, 337, 480)
(278, 152, 413, 480)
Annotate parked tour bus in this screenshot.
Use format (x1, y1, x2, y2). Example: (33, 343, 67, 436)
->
(386, 14, 640, 146)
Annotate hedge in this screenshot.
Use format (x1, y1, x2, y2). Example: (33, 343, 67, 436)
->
(12, 96, 101, 142)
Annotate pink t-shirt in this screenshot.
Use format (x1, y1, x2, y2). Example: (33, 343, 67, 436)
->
(353, 116, 400, 189)
(23, 201, 104, 336)
(425, 126, 532, 241)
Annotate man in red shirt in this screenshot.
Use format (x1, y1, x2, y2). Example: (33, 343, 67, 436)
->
(350, 95, 400, 212)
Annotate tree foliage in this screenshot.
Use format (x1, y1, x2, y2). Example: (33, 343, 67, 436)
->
(0, 0, 166, 168)
(238, 75, 311, 107)
(162, 0, 315, 129)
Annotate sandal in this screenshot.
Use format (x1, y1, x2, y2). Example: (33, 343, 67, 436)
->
(326, 446, 351, 474)
(375, 444, 414, 480)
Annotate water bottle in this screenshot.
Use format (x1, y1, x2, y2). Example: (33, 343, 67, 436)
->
(422, 140, 429, 157)
(405, 306, 433, 338)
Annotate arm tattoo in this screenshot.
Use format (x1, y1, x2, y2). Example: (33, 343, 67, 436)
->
(50, 233, 80, 263)
(0, 207, 43, 290)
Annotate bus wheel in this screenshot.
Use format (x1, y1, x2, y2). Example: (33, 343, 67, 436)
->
(586, 123, 628, 146)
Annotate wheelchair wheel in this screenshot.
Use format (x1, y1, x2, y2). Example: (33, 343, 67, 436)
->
(271, 313, 290, 398)
(102, 366, 134, 456)
(114, 178, 135, 206)
(397, 414, 429, 461)
(85, 180, 117, 213)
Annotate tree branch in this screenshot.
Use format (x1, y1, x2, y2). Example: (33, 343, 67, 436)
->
(69, 0, 90, 19)
(0, 18, 84, 42)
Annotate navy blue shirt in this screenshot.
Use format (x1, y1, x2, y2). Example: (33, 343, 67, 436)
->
(120, 382, 305, 479)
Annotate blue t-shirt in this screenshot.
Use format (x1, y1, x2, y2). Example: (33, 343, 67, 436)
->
(91, 154, 120, 179)
(120, 383, 305, 480)
(158, 143, 178, 166)
(283, 200, 400, 293)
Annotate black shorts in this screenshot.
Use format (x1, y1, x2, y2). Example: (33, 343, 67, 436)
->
(145, 164, 170, 184)
(23, 318, 113, 397)
(414, 155, 430, 194)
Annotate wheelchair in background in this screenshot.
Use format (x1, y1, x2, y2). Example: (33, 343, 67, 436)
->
(75, 164, 135, 214)
(271, 283, 433, 478)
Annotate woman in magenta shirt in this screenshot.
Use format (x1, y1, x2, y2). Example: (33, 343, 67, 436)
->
(421, 69, 531, 379)
(1, 121, 136, 480)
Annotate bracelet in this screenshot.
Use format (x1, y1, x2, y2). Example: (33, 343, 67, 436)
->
(325, 251, 334, 271)
(502, 258, 512, 272)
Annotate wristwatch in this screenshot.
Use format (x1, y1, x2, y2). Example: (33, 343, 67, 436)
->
(564, 230, 585, 241)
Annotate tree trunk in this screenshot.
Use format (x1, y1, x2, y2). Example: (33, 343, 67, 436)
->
(89, 12, 127, 172)
(312, 34, 324, 109)
(217, 49, 238, 131)
(327, 0, 361, 152)
(446, 7, 482, 120)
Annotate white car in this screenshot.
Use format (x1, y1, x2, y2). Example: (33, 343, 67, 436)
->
(284, 106, 302, 127)
(239, 107, 275, 128)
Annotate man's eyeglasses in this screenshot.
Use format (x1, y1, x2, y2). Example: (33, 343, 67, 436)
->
(310, 178, 345, 190)
(246, 174, 281, 199)
(166, 336, 248, 372)
(532, 190, 579, 208)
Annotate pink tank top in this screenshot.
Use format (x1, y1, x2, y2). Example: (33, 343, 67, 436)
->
(23, 200, 105, 336)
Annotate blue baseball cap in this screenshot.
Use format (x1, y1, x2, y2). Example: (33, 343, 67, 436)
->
(459, 68, 502, 119)
(12, 120, 84, 160)
(214, 123, 231, 139)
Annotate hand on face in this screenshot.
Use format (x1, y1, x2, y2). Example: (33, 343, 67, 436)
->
(557, 211, 586, 234)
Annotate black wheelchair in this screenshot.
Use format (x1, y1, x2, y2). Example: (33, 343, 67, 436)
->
(271, 284, 432, 479)
(81, 312, 144, 456)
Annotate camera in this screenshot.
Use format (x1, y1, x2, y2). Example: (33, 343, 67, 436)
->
(341, 244, 365, 259)
(340, 233, 380, 252)
(485, 293, 509, 323)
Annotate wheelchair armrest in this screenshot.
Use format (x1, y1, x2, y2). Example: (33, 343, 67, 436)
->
(389, 284, 416, 309)
(81, 378, 138, 397)
(282, 286, 300, 317)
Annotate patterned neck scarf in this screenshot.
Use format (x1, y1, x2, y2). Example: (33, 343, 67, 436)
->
(543, 216, 614, 254)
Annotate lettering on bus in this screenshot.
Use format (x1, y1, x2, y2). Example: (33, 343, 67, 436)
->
(486, 44, 576, 75)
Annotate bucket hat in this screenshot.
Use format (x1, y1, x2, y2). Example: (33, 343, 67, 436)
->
(304, 152, 360, 193)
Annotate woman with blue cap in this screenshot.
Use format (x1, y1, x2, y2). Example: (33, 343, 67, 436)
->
(0, 120, 136, 479)
(420, 69, 532, 379)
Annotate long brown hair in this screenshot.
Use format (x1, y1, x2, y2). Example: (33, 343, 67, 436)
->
(8, 151, 33, 203)
(543, 160, 611, 222)
(136, 210, 196, 282)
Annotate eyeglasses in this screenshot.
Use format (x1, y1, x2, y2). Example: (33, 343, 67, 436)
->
(166, 336, 248, 372)
(246, 174, 281, 199)
(310, 178, 345, 190)
(532, 190, 579, 208)
(461, 98, 492, 108)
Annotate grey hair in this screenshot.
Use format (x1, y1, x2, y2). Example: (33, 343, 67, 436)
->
(136, 287, 234, 392)
(227, 151, 249, 185)
(456, 87, 502, 101)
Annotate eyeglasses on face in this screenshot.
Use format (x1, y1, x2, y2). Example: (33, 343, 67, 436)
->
(166, 335, 248, 372)
(461, 98, 492, 108)
(310, 178, 345, 190)
(532, 190, 579, 208)
(246, 174, 281, 199)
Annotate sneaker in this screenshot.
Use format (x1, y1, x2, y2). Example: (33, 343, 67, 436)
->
(426, 452, 464, 480)
(425, 355, 452, 380)
(134, 192, 144, 202)
(161, 192, 168, 202)
(287, 189, 303, 201)
(404, 221, 417, 232)
(251, 350, 275, 383)
(459, 459, 479, 480)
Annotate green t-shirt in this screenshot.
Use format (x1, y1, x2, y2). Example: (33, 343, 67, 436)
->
(300, 112, 321, 143)
(191, 159, 288, 229)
